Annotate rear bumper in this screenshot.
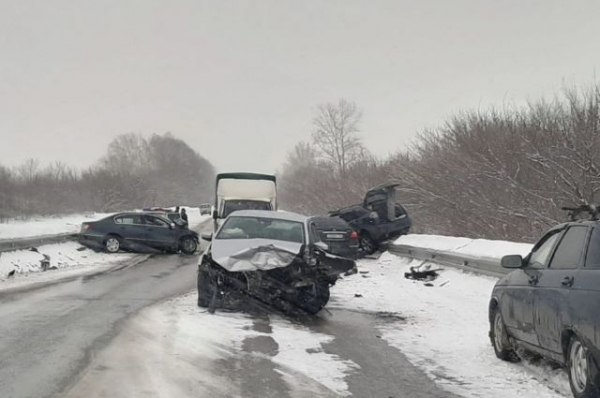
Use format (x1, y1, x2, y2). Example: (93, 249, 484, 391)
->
(78, 234, 104, 249)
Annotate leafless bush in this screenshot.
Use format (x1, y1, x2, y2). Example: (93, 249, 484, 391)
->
(281, 88, 600, 242)
(0, 133, 215, 220)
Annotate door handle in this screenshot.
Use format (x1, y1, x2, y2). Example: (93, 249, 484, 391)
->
(528, 275, 539, 285)
(561, 276, 575, 287)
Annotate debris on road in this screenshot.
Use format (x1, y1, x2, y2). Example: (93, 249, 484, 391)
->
(404, 263, 441, 282)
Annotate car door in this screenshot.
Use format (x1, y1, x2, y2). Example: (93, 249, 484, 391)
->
(143, 215, 176, 249)
(569, 225, 600, 352)
(533, 225, 588, 355)
(501, 229, 563, 347)
(114, 214, 146, 244)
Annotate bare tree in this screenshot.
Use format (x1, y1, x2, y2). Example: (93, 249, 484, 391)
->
(312, 99, 365, 178)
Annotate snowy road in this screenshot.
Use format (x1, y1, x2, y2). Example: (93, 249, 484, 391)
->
(0, 251, 452, 397)
(0, 245, 571, 398)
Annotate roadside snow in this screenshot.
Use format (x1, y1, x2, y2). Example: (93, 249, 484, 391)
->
(331, 252, 570, 398)
(0, 212, 113, 240)
(395, 234, 533, 258)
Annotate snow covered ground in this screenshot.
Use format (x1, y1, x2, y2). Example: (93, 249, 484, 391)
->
(395, 234, 533, 258)
(0, 212, 113, 240)
(330, 252, 571, 398)
(0, 241, 143, 281)
(0, 208, 209, 290)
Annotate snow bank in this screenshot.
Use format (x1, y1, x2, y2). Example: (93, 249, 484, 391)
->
(332, 252, 570, 398)
(0, 212, 113, 240)
(0, 241, 140, 281)
(395, 234, 533, 258)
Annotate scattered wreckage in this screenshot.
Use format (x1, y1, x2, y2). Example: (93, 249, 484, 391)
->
(197, 210, 356, 316)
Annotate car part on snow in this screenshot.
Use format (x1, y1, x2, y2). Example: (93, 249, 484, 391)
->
(404, 264, 441, 281)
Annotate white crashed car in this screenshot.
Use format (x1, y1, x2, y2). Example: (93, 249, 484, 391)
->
(197, 210, 356, 315)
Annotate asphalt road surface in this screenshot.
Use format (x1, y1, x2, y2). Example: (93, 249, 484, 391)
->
(0, 229, 457, 398)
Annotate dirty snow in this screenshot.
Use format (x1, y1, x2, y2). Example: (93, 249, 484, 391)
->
(395, 234, 533, 258)
(332, 252, 570, 398)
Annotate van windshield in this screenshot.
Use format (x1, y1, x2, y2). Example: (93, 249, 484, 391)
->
(222, 200, 272, 217)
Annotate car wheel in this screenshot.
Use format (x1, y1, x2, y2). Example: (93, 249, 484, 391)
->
(299, 283, 330, 315)
(104, 235, 121, 253)
(490, 306, 520, 362)
(197, 266, 215, 308)
(359, 233, 377, 255)
(568, 335, 600, 398)
(180, 237, 198, 255)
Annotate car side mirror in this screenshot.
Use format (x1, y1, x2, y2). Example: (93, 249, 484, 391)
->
(201, 232, 213, 241)
(314, 241, 329, 252)
(501, 254, 524, 269)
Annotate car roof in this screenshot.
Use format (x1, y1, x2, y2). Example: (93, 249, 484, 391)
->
(226, 210, 307, 223)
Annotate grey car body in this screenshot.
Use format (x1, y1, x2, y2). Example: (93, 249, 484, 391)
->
(79, 212, 199, 254)
(490, 219, 600, 397)
(197, 210, 356, 315)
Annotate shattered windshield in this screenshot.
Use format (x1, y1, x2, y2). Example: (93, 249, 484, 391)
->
(216, 216, 305, 243)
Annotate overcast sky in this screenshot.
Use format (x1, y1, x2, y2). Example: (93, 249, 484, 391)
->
(1, 0, 600, 174)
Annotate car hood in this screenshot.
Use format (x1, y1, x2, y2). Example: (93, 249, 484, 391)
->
(211, 238, 303, 272)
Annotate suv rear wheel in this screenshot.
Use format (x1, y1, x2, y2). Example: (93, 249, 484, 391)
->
(359, 232, 377, 255)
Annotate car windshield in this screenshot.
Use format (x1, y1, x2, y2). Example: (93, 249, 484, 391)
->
(217, 216, 304, 244)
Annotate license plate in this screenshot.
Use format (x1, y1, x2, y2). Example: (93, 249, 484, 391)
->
(326, 233, 345, 239)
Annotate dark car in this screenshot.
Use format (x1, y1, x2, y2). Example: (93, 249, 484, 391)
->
(490, 209, 600, 397)
(79, 212, 199, 254)
(197, 210, 356, 315)
(143, 210, 188, 227)
(330, 183, 411, 254)
(309, 216, 359, 259)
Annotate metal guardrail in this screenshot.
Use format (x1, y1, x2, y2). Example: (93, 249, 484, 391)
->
(388, 244, 509, 278)
(0, 233, 78, 253)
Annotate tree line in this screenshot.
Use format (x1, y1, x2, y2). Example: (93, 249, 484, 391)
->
(0, 133, 215, 221)
(278, 86, 600, 242)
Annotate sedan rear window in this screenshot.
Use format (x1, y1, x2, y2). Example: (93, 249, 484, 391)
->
(217, 216, 304, 243)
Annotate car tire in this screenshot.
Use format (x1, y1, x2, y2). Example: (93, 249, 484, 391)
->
(197, 266, 215, 308)
(180, 237, 198, 255)
(104, 235, 121, 253)
(490, 306, 520, 362)
(359, 233, 377, 255)
(299, 283, 330, 315)
(567, 335, 600, 398)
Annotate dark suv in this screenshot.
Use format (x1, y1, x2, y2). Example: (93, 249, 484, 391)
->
(329, 184, 411, 254)
(490, 206, 600, 398)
